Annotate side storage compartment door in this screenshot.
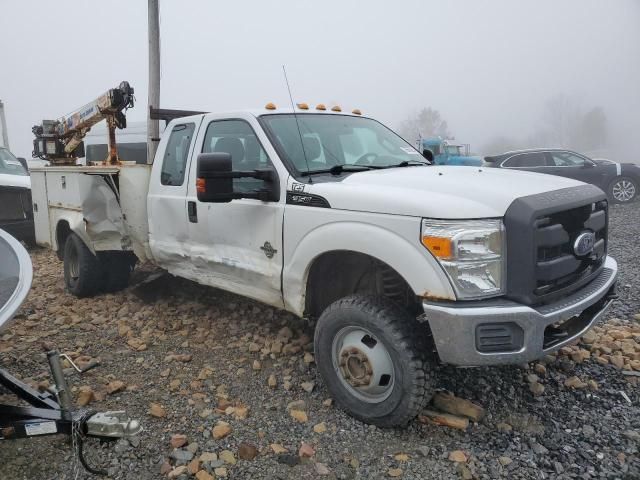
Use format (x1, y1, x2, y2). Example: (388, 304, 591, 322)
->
(147, 119, 201, 273)
(30, 170, 51, 247)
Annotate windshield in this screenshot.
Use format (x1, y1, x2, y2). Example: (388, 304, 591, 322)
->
(0, 148, 28, 176)
(260, 114, 425, 174)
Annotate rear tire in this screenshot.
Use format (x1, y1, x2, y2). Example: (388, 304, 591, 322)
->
(63, 233, 104, 297)
(99, 252, 135, 293)
(609, 176, 637, 204)
(314, 295, 434, 427)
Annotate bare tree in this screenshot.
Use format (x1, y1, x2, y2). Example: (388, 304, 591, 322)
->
(530, 95, 608, 152)
(398, 107, 451, 144)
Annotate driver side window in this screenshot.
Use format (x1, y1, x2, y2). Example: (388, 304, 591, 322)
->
(202, 120, 274, 193)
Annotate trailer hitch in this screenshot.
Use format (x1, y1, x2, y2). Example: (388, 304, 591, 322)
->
(0, 350, 141, 476)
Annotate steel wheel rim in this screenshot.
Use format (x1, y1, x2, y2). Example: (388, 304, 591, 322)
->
(613, 180, 635, 202)
(331, 326, 395, 403)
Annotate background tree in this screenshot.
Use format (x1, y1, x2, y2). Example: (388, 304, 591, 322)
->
(398, 107, 451, 144)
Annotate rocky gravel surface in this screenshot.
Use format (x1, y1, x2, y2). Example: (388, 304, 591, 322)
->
(1, 202, 639, 479)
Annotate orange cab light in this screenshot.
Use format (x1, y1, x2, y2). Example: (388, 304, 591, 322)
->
(316, 104, 327, 111)
(196, 177, 206, 193)
(331, 105, 342, 112)
(422, 236, 453, 259)
(265, 102, 277, 110)
(297, 103, 309, 110)
(352, 108, 362, 115)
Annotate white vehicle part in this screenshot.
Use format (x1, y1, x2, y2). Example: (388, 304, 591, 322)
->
(283, 206, 456, 316)
(0, 173, 30, 189)
(308, 166, 583, 219)
(31, 166, 152, 259)
(0, 228, 33, 333)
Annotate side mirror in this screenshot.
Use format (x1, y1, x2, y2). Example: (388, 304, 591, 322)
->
(422, 149, 434, 162)
(196, 153, 279, 203)
(17, 157, 29, 172)
(583, 161, 595, 168)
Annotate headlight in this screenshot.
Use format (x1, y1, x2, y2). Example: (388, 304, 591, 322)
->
(421, 219, 505, 299)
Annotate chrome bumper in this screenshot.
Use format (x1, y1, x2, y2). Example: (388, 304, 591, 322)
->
(422, 256, 618, 366)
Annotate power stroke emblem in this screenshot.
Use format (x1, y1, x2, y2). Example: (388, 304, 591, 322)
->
(260, 241, 278, 259)
(573, 231, 595, 257)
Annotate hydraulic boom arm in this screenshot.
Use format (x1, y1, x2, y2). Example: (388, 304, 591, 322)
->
(32, 81, 134, 165)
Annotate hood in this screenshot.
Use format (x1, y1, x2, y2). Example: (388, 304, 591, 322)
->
(437, 155, 483, 166)
(307, 166, 584, 218)
(0, 173, 31, 189)
(592, 158, 616, 166)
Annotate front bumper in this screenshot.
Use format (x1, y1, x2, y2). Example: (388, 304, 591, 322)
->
(422, 256, 618, 366)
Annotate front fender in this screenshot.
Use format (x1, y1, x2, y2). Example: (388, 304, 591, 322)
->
(283, 218, 455, 316)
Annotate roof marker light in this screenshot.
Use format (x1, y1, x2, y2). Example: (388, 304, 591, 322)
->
(352, 109, 362, 115)
(296, 103, 309, 110)
(316, 104, 326, 111)
(331, 105, 342, 112)
(265, 102, 277, 110)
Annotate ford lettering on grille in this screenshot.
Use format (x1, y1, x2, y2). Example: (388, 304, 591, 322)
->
(574, 231, 596, 257)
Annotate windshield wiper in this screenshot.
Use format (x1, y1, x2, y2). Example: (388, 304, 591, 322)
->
(381, 160, 429, 168)
(304, 165, 375, 176)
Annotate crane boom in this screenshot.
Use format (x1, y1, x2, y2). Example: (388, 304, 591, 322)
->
(32, 81, 134, 165)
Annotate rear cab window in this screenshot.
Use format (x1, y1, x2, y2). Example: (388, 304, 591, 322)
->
(161, 123, 196, 186)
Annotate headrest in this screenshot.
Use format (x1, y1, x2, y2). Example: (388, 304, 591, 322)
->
(214, 137, 245, 162)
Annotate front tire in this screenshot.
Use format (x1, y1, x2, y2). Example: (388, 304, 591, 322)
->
(314, 295, 433, 427)
(609, 176, 637, 203)
(63, 233, 104, 297)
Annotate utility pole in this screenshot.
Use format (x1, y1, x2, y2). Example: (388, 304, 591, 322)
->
(0, 100, 9, 149)
(147, 0, 160, 164)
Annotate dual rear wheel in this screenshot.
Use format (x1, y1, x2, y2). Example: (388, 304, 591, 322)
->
(63, 233, 135, 297)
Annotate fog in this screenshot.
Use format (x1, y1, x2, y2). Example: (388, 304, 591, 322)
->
(1, 0, 638, 162)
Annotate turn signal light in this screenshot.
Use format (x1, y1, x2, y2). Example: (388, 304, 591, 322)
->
(297, 103, 309, 110)
(331, 105, 342, 112)
(316, 104, 327, 111)
(196, 177, 206, 193)
(421, 236, 453, 259)
(265, 102, 277, 110)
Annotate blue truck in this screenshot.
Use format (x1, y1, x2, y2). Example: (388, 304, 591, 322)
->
(420, 137, 483, 166)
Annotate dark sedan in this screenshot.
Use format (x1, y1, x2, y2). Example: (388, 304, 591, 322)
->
(484, 149, 640, 203)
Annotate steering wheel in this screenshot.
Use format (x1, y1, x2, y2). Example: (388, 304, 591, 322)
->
(354, 153, 379, 166)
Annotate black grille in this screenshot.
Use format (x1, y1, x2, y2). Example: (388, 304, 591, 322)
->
(534, 200, 607, 298)
(504, 184, 608, 306)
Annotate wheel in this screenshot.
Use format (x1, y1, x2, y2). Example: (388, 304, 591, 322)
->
(63, 233, 104, 297)
(99, 252, 135, 293)
(609, 176, 637, 204)
(314, 295, 433, 427)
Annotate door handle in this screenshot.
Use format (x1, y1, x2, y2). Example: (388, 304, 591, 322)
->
(188, 201, 198, 223)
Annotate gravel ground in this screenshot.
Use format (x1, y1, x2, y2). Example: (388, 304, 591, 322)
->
(0, 202, 639, 480)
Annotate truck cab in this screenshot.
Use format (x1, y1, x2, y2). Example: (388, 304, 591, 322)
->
(31, 105, 617, 428)
(421, 136, 483, 166)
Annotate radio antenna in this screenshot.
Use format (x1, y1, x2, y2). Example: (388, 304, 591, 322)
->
(282, 65, 312, 183)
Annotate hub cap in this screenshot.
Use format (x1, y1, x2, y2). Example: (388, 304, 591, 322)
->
(331, 327, 395, 403)
(613, 179, 636, 202)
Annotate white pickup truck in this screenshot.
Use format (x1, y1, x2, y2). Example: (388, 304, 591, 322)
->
(30, 105, 617, 426)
